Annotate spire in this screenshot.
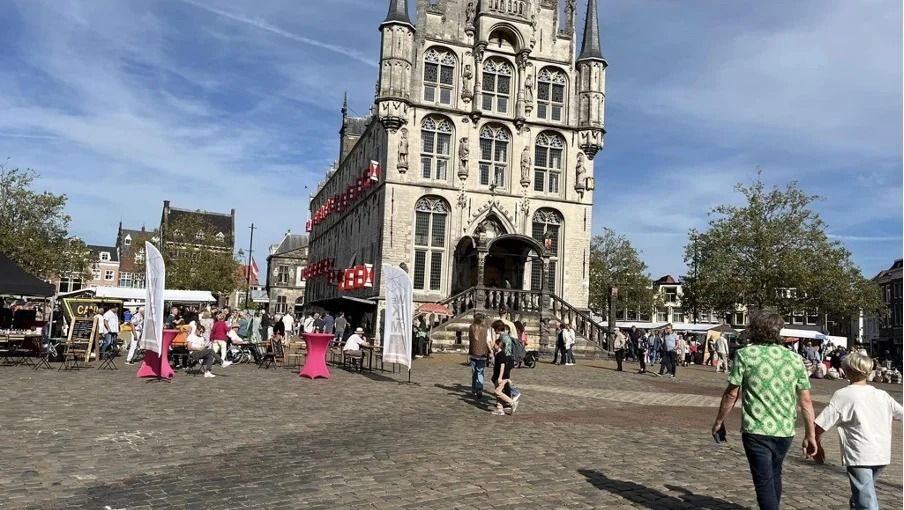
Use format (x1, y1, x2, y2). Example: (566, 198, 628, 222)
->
(341, 91, 348, 118)
(578, 0, 605, 63)
(381, 0, 413, 29)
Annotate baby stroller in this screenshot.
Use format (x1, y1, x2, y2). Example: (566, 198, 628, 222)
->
(523, 350, 539, 368)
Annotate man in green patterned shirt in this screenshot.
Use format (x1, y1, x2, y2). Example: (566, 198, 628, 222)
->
(711, 312, 817, 510)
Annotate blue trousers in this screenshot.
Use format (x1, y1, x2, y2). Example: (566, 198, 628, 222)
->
(470, 357, 487, 395)
(848, 466, 883, 510)
(742, 433, 792, 510)
(101, 333, 118, 353)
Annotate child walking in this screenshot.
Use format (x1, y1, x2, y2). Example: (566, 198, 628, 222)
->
(812, 352, 903, 510)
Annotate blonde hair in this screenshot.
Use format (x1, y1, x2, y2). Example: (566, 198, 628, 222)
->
(843, 352, 873, 381)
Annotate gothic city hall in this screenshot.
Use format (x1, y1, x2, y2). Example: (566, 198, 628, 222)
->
(305, 0, 608, 352)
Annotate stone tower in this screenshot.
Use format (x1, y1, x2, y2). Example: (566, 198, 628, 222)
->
(576, 0, 607, 160)
(376, 0, 416, 132)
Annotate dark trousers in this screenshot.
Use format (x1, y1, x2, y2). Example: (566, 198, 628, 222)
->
(742, 433, 792, 510)
(189, 348, 220, 372)
(553, 343, 565, 364)
(615, 349, 624, 371)
(638, 351, 646, 372)
(667, 351, 678, 376)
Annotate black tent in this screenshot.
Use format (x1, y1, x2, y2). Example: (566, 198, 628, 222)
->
(0, 252, 55, 297)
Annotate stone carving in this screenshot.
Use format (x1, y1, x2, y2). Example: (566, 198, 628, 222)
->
(575, 151, 586, 191)
(398, 128, 409, 172)
(461, 64, 473, 102)
(566, 0, 576, 29)
(520, 145, 531, 187)
(458, 137, 470, 179)
(465, 1, 476, 28)
(524, 64, 534, 104)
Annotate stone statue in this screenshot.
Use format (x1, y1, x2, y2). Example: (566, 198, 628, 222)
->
(575, 151, 586, 190)
(461, 64, 473, 101)
(398, 128, 409, 171)
(465, 1, 476, 27)
(458, 137, 470, 179)
(524, 64, 534, 103)
(520, 145, 531, 187)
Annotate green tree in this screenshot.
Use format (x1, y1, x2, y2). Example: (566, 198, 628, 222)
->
(589, 228, 658, 320)
(685, 173, 884, 323)
(0, 165, 93, 280)
(161, 214, 240, 298)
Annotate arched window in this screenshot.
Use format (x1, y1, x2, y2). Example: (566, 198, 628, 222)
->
(413, 197, 449, 291)
(420, 116, 453, 181)
(481, 59, 513, 114)
(423, 47, 456, 105)
(531, 208, 562, 293)
(478, 125, 510, 188)
(534, 131, 565, 194)
(537, 67, 566, 122)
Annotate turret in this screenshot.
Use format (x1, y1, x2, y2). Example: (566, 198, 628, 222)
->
(575, 0, 607, 160)
(376, 0, 415, 132)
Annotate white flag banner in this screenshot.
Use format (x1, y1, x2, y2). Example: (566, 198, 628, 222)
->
(381, 263, 412, 369)
(140, 242, 166, 354)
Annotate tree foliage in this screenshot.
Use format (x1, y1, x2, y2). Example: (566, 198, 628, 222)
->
(684, 173, 884, 322)
(162, 214, 240, 297)
(589, 228, 658, 319)
(0, 166, 93, 280)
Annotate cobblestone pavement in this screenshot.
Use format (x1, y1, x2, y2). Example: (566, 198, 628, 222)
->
(0, 355, 900, 509)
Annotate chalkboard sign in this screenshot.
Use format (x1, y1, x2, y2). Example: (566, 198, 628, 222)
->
(67, 316, 96, 363)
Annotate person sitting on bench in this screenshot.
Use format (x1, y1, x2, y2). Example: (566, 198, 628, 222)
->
(343, 327, 371, 368)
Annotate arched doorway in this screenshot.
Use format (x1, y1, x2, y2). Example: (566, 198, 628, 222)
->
(294, 296, 305, 316)
(452, 236, 478, 295)
(484, 235, 545, 290)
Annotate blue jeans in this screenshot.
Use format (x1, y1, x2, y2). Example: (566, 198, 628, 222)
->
(742, 433, 792, 510)
(101, 333, 117, 353)
(470, 356, 487, 395)
(566, 348, 575, 364)
(848, 466, 883, 510)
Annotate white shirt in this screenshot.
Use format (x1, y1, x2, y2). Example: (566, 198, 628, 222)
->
(187, 332, 208, 350)
(283, 314, 295, 332)
(343, 334, 366, 352)
(95, 313, 107, 335)
(815, 384, 904, 466)
(103, 310, 120, 334)
(303, 317, 314, 333)
(563, 328, 576, 349)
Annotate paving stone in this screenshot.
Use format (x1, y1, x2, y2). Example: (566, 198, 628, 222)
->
(0, 357, 899, 509)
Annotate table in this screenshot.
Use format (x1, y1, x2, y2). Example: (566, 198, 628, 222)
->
(299, 333, 333, 379)
(137, 329, 177, 379)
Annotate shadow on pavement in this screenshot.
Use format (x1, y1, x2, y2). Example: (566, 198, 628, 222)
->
(434, 383, 494, 411)
(578, 469, 748, 510)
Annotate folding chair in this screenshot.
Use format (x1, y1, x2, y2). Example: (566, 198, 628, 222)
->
(32, 340, 55, 370)
(97, 340, 121, 370)
(259, 339, 285, 369)
(60, 341, 89, 371)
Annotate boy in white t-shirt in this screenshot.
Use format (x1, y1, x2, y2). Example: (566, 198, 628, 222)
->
(813, 352, 903, 510)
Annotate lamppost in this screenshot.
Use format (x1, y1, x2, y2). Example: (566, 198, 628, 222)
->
(244, 223, 256, 310)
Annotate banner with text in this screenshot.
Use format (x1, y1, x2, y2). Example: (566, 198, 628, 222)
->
(381, 264, 412, 369)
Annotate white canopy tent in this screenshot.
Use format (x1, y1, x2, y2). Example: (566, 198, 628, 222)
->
(57, 286, 216, 303)
(779, 328, 849, 349)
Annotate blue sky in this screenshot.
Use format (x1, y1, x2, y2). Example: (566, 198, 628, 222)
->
(0, 0, 900, 280)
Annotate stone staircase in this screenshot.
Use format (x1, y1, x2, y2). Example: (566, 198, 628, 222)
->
(423, 287, 609, 359)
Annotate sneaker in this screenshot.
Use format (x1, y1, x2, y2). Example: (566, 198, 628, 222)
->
(512, 392, 521, 404)
(566, 362, 574, 366)
(503, 406, 513, 415)
(511, 399, 518, 414)
(491, 408, 505, 416)
(203, 371, 216, 378)
(222, 361, 232, 368)
(125, 361, 135, 366)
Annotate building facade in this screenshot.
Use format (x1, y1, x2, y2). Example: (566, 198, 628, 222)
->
(266, 233, 309, 315)
(115, 225, 158, 288)
(872, 259, 902, 361)
(159, 200, 235, 257)
(306, 0, 607, 324)
(84, 245, 120, 288)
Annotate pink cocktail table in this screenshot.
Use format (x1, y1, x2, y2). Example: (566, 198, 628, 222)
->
(300, 333, 334, 379)
(137, 329, 177, 379)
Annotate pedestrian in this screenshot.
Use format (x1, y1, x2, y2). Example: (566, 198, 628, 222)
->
(283, 312, 295, 338)
(715, 333, 730, 373)
(125, 307, 143, 365)
(677, 334, 688, 367)
(490, 322, 516, 416)
(101, 305, 120, 354)
(312, 312, 324, 333)
(272, 313, 285, 337)
(812, 352, 903, 510)
(613, 328, 626, 371)
(636, 330, 649, 374)
(251, 311, 262, 342)
(513, 320, 528, 367)
(651, 330, 662, 365)
(187, 322, 230, 377)
(563, 323, 576, 366)
(302, 313, 314, 334)
(662, 324, 678, 378)
(260, 310, 271, 342)
(553, 322, 566, 365)
(209, 313, 230, 366)
(334, 312, 348, 344)
(711, 312, 817, 510)
(322, 311, 335, 336)
(467, 313, 491, 399)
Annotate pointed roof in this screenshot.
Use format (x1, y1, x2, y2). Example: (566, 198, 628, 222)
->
(578, 0, 605, 63)
(381, 0, 413, 29)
